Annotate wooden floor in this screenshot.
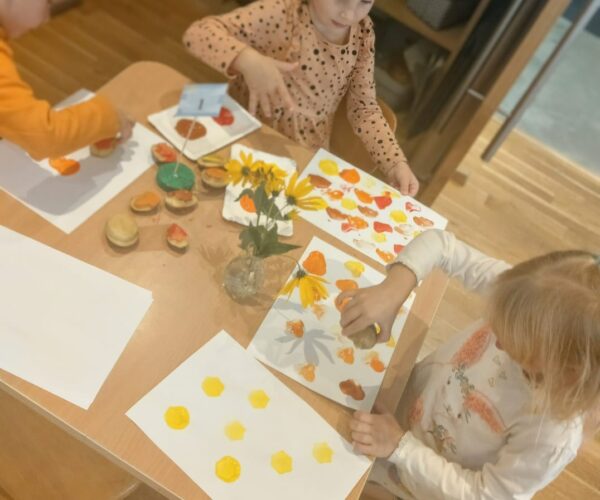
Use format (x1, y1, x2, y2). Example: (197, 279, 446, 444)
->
(2, 0, 599, 498)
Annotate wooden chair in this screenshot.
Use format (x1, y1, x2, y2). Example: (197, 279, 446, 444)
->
(330, 95, 398, 176)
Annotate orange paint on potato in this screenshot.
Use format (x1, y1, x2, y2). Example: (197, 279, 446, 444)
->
(132, 191, 161, 209)
(49, 157, 80, 176)
(167, 223, 187, 242)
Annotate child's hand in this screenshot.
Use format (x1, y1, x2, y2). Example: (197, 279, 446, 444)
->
(337, 264, 416, 343)
(351, 403, 405, 458)
(388, 162, 419, 197)
(117, 109, 134, 143)
(232, 47, 297, 118)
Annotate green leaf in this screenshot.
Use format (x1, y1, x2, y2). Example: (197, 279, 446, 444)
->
(235, 188, 255, 203)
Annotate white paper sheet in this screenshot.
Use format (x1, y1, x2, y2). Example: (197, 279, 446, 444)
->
(222, 144, 296, 237)
(148, 94, 261, 160)
(127, 330, 371, 500)
(298, 149, 448, 265)
(247, 237, 415, 411)
(0, 226, 153, 409)
(0, 89, 162, 234)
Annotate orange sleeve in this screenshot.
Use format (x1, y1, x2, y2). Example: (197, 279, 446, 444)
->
(0, 39, 120, 161)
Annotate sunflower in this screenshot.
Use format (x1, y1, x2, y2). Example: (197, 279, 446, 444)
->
(280, 268, 329, 308)
(225, 150, 258, 186)
(255, 162, 287, 195)
(285, 172, 328, 211)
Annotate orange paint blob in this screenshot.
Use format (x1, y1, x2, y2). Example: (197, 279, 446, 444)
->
(326, 189, 344, 200)
(376, 249, 395, 263)
(335, 279, 358, 292)
(308, 174, 331, 189)
(339, 168, 360, 184)
(49, 157, 80, 176)
(367, 353, 386, 372)
(337, 347, 354, 364)
(326, 207, 347, 220)
(299, 363, 316, 382)
(303, 250, 326, 276)
(374, 196, 392, 210)
(373, 221, 393, 233)
(357, 205, 378, 217)
(341, 216, 368, 232)
(413, 216, 434, 227)
(240, 194, 256, 213)
(354, 188, 373, 204)
(339, 379, 365, 401)
(285, 320, 305, 338)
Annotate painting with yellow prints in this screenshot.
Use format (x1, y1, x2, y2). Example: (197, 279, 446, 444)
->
(126, 330, 370, 500)
(247, 237, 416, 411)
(297, 149, 447, 265)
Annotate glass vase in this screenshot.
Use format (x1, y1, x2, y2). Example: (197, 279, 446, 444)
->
(223, 251, 265, 301)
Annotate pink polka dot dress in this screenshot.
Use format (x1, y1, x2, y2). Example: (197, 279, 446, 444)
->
(183, 0, 408, 175)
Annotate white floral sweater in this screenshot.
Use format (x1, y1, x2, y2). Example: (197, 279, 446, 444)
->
(370, 230, 583, 500)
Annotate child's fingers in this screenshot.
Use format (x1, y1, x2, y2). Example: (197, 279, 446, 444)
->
(337, 289, 359, 304)
(349, 420, 373, 434)
(351, 431, 374, 445)
(353, 441, 374, 456)
(339, 299, 362, 328)
(408, 175, 420, 196)
(353, 410, 374, 424)
(276, 84, 295, 111)
(274, 59, 299, 72)
(342, 315, 376, 339)
(248, 91, 258, 116)
(259, 93, 272, 118)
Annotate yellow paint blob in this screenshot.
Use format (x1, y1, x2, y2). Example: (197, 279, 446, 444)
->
(386, 336, 396, 348)
(318, 159, 339, 176)
(345, 260, 365, 278)
(202, 376, 225, 397)
(164, 406, 190, 430)
(371, 231, 387, 243)
(341, 198, 357, 210)
(312, 442, 334, 464)
(215, 456, 241, 483)
(390, 210, 408, 223)
(224, 421, 246, 441)
(271, 450, 293, 474)
(248, 389, 270, 409)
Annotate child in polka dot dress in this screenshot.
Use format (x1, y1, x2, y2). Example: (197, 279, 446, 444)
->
(183, 0, 419, 196)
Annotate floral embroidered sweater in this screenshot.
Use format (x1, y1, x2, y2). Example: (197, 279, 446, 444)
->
(372, 230, 583, 499)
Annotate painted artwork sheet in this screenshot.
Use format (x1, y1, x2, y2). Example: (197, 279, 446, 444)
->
(247, 237, 415, 411)
(0, 226, 153, 409)
(299, 149, 447, 265)
(0, 89, 161, 234)
(148, 94, 261, 160)
(222, 144, 296, 236)
(127, 330, 371, 500)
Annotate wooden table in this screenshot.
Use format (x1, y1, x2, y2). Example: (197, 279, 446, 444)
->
(0, 62, 448, 499)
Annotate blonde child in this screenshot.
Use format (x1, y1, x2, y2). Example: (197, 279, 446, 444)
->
(338, 229, 600, 499)
(0, 0, 132, 160)
(183, 0, 419, 196)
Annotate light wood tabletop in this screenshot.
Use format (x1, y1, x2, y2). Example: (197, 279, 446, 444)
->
(0, 62, 448, 499)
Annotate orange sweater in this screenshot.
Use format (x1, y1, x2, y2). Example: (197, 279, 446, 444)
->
(0, 29, 119, 161)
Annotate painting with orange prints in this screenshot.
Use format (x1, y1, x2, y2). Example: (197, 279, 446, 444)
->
(297, 149, 447, 265)
(126, 331, 370, 500)
(247, 237, 416, 411)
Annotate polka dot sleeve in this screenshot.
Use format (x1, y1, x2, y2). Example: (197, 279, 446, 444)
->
(345, 20, 408, 175)
(183, 0, 294, 77)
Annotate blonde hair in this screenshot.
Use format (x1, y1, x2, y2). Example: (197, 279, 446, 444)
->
(488, 250, 600, 422)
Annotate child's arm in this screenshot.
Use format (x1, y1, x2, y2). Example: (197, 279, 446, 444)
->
(0, 43, 125, 160)
(345, 19, 418, 196)
(352, 407, 581, 500)
(339, 229, 510, 340)
(183, 0, 296, 117)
